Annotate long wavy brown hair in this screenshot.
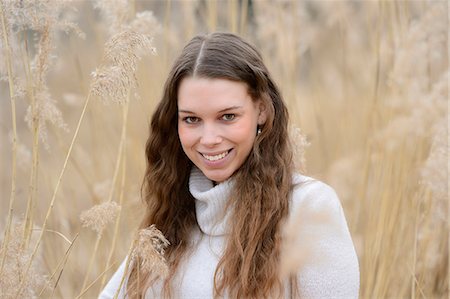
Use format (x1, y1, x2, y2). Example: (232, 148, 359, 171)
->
(127, 32, 296, 298)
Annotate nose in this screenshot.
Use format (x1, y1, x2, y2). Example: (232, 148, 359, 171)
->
(200, 124, 223, 146)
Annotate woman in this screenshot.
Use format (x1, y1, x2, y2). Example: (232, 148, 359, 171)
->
(100, 32, 359, 298)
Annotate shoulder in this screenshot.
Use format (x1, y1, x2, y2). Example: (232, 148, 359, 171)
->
(285, 173, 360, 298)
(287, 172, 353, 250)
(290, 173, 342, 217)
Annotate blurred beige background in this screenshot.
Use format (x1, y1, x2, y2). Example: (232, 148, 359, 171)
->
(0, 1, 448, 298)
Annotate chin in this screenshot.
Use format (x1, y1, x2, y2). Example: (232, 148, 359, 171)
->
(203, 170, 232, 184)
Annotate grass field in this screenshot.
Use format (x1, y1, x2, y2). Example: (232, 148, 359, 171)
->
(0, 0, 448, 298)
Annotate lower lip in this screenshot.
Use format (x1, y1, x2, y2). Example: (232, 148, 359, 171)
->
(200, 150, 233, 168)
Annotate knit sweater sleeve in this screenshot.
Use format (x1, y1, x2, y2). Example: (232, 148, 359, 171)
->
(287, 176, 360, 298)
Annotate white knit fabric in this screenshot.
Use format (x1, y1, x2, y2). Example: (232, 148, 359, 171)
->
(99, 168, 360, 299)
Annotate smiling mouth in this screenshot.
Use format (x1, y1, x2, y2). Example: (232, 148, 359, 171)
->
(201, 150, 231, 162)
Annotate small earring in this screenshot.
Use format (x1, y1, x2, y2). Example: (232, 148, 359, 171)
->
(257, 127, 262, 135)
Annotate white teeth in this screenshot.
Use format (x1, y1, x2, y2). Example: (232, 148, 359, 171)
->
(202, 150, 229, 161)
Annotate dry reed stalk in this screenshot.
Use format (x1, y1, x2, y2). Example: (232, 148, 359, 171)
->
(38, 233, 78, 296)
(81, 12, 155, 292)
(49, 122, 98, 202)
(107, 226, 169, 298)
(2, 1, 84, 294)
(79, 99, 129, 294)
(91, 31, 155, 104)
(78, 237, 110, 296)
(81, 3, 157, 292)
(181, 1, 196, 41)
(0, 221, 47, 298)
(415, 116, 448, 297)
(80, 201, 121, 236)
(101, 101, 130, 288)
(410, 189, 424, 299)
(22, 32, 40, 249)
(16, 1, 76, 151)
(0, 0, 18, 277)
(50, 234, 79, 298)
(227, 0, 238, 33)
(131, 225, 170, 279)
(160, 0, 171, 67)
(105, 99, 130, 206)
(360, 152, 391, 297)
(0, 1, 445, 297)
(76, 261, 118, 299)
(79, 201, 121, 295)
(206, 0, 217, 32)
(371, 1, 382, 105)
(360, 137, 433, 298)
(15, 92, 93, 297)
(113, 239, 138, 299)
(32, 228, 72, 245)
(238, 0, 249, 35)
(410, 186, 443, 298)
(359, 3, 447, 295)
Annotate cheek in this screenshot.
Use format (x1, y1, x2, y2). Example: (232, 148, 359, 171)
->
(228, 120, 256, 144)
(178, 126, 195, 149)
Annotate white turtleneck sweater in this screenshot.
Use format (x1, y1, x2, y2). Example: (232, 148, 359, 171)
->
(99, 168, 360, 298)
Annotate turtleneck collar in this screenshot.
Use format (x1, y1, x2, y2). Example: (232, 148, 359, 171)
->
(189, 167, 235, 236)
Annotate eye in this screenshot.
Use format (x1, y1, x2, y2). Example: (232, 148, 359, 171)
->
(183, 116, 200, 124)
(221, 114, 235, 121)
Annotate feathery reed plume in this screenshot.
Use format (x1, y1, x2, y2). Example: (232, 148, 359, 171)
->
(79, 200, 121, 294)
(0, 221, 48, 298)
(126, 11, 162, 36)
(289, 125, 309, 172)
(388, 2, 447, 98)
(371, 4, 447, 153)
(0, 0, 19, 278)
(80, 201, 121, 236)
(91, 65, 131, 104)
(93, 0, 131, 35)
(416, 115, 449, 295)
(0, 1, 447, 297)
(131, 225, 170, 278)
(1, 3, 84, 279)
(91, 0, 160, 102)
(83, 4, 159, 294)
(91, 31, 155, 104)
(2, 0, 84, 147)
(39, 233, 79, 297)
(419, 71, 449, 211)
(421, 117, 448, 209)
(279, 196, 334, 279)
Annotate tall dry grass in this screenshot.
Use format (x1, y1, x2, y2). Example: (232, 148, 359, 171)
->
(0, 0, 447, 298)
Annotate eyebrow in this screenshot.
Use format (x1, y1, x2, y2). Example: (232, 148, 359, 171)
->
(178, 105, 243, 114)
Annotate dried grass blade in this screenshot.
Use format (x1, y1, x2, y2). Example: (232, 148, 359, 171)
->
(16, 92, 93, 297)
(0, 0, 18, 277)
(76, 261, 118, 299)
(39, 233, 79, 297)
(101, 99, 130, 288)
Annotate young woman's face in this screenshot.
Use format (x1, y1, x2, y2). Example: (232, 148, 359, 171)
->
(177, 77, 266, 183)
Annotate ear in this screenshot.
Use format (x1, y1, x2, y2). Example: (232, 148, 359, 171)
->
(257, 100, 268, 125)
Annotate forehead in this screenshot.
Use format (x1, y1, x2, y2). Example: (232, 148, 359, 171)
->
(177, 77, 253, 112)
